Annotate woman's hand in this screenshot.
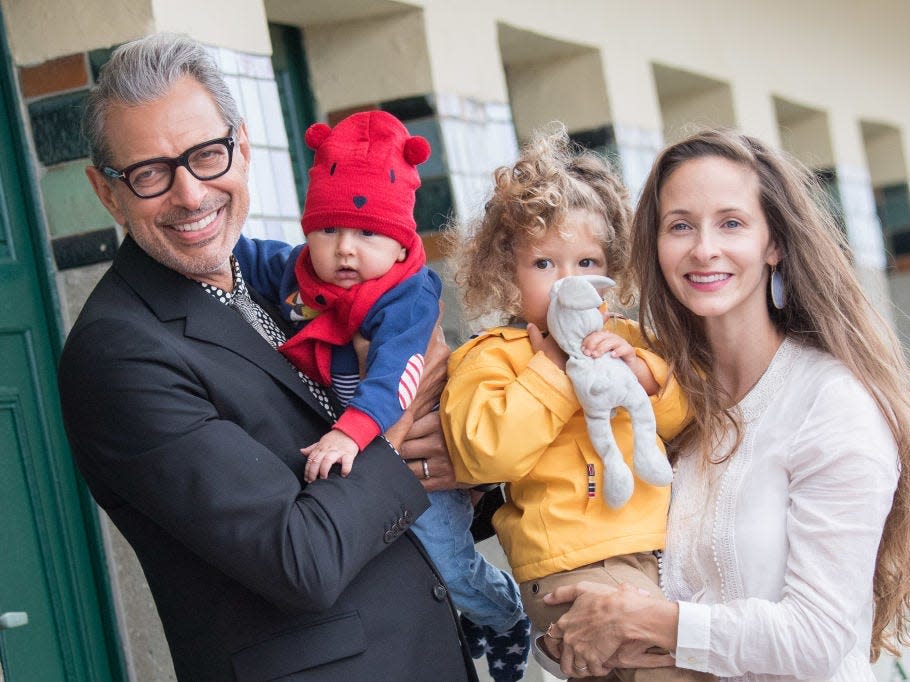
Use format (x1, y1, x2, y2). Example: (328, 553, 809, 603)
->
(544, 581, 678, 676)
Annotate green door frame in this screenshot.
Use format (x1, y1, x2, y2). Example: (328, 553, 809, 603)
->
(269, 22, 319, 208)
(0, 9, 126, 682)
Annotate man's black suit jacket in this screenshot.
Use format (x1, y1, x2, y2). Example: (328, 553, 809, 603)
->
(58, 236, 475, 681)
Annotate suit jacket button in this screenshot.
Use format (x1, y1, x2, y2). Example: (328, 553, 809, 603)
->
(383, 529, 396, 543)
(432, 583, 447, 601)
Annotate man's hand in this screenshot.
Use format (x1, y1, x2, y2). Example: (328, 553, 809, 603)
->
(398, 411, 471, 492)
(301, 430, 359, 482)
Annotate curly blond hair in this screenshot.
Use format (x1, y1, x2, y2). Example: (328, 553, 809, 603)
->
(447, 123, 633, 325)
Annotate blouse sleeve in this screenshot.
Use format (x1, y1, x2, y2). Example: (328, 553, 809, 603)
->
(674, 374, 899, 678)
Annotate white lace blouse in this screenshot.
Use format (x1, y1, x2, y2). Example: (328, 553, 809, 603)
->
(663, 338, 899, 681)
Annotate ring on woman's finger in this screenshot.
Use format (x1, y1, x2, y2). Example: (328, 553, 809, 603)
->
(573, 663, 589, 671)
(421, 458, 431, 480)
(545, 622, 562, 640)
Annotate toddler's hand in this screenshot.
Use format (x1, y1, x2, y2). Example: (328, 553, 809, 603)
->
(301, 430, 359, 482)
(528, 323, 568, 372)
(581, 331, 658, 395)
(581, 331, 634, 363)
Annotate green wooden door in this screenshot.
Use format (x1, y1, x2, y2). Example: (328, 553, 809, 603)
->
(0, 14, 124, 682)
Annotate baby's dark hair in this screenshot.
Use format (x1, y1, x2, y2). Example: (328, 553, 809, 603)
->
(449, 123, 633, 324)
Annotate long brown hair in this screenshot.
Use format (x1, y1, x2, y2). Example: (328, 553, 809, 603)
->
(632, 128, 910, 659)
(448, 123, 633, 325)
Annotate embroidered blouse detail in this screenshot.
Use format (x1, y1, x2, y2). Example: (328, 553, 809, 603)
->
(664, 338, 897, 680)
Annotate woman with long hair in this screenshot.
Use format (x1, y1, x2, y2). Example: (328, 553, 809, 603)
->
(544, 128, 910, 680)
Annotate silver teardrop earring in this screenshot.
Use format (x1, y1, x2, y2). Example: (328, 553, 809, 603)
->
(770, 263, 786, 310)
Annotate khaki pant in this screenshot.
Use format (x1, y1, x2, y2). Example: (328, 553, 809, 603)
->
(520, 552, 713, 682)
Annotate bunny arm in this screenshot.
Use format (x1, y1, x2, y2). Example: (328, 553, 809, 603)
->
(558, 314, 687, 441)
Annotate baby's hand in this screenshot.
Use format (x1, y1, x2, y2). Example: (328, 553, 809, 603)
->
(581, 331, 658, 395)
(301, 430, 359, 482)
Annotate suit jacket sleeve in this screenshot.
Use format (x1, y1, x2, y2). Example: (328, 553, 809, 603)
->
(59, 310, 430, 614)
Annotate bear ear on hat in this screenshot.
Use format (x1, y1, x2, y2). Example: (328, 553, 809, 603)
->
(403, 135, 431, 166)
(305, 123, 332, 151)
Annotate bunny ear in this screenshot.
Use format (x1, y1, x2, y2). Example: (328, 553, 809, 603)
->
(403, 136, 431, 165)
(553, 276, 603, 309)
(581, 275, 616, 290)
(304, 123, 332, 151)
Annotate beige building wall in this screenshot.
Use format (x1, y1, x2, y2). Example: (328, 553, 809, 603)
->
(4, 0, 910, 679)
(302, 8, 433, 113)
(506, 49, 610, 141)
(0, 0, 271, 63)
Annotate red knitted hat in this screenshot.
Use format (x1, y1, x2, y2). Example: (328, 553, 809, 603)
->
(301, 110, 431, 252)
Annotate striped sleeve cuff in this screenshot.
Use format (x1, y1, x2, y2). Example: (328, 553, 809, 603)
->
(333, 407, 382, 451)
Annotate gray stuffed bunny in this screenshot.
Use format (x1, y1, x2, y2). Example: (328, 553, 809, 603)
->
(546, 275, 673, 508)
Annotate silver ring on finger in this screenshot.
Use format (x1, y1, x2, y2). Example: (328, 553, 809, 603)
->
(573, 664, 589, 671)
(421, 458, 431, 480)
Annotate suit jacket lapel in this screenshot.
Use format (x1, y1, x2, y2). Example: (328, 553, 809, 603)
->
(113, 235, 335, 423)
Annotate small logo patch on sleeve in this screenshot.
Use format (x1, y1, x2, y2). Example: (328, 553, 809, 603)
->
(286, 291, 321, 322)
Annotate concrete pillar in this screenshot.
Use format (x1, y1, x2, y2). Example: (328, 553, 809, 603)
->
(829, 110, 892, 322)
(731, 82, 780, 146)
(601, 53, 664, 199)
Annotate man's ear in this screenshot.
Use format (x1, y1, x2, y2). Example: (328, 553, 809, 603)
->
(86, 166, 127, 227)
(235, 122, 252, 172)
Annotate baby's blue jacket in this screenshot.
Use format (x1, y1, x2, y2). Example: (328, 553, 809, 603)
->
(233, 235, 441, 437)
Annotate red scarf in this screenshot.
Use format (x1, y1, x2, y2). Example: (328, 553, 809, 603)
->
(278, 240, 426, 384)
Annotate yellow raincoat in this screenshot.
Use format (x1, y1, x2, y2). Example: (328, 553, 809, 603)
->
(441, 321, 688, 582)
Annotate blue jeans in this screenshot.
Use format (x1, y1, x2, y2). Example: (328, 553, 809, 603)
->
(411, 489, 524, 632)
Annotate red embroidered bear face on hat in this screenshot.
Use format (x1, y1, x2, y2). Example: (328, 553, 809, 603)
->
(301, 110, 431, 253)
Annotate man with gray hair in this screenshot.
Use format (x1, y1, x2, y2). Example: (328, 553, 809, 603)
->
(58, 33, 476, 681)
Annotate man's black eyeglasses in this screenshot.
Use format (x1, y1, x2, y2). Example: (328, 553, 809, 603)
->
(101, 127, 236, 199)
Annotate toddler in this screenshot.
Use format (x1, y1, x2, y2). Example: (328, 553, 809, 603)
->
(236, 110, 530, 681)
(442, 124, 710, 681)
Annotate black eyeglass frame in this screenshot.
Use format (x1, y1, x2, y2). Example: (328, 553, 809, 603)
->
(100, 127, 236, 199)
